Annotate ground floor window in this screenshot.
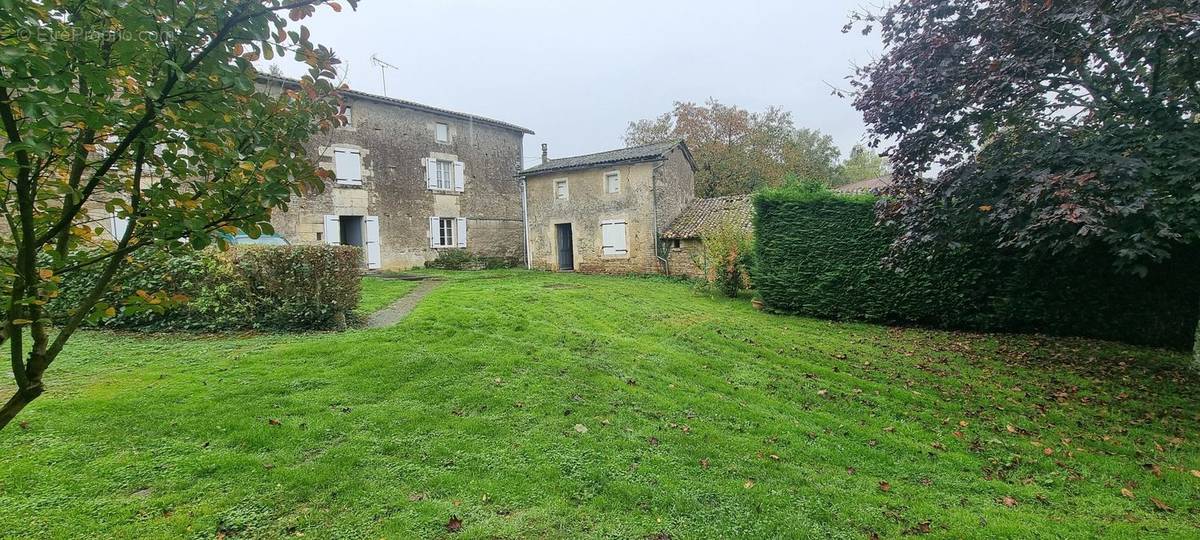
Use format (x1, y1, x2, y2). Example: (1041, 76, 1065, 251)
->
(430, 216, 467, 248)
(600, 220, 628, 256)
(439, 217, 455, 247)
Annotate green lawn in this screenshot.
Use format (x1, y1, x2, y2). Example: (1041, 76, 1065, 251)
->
(1, 271, 1197, 538)
(356, 276, 421, 316)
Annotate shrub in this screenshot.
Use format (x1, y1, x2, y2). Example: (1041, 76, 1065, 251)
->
(753, 187, 1200, 349)
(425, 249, 516, 271)
(50, 245, 362, 332)
(49, 249, 254, 332)
(232, 246, 363, 330)
(699, 215, 753, 297)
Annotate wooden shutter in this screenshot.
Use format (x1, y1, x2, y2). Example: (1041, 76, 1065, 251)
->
(454, 161, 465, 192)
(335, 150, 361, 183)
(364, 216, 381, 269)
(456, 218, 467, 248)
(323, 215, 341, 245)
(429, 216, 438, 247)
(425, 158, 438, 189)
(601, 220, 627, 255)
(109, 212, 129, 240)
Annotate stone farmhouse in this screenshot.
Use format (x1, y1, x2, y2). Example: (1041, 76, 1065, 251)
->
(518, 141, 697, 274)
(255, 77, 737, 278)
(259, 76, 533, 270)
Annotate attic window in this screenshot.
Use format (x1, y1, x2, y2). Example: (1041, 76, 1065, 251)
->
(671, 239, 681, 249)
(435, 123, 449, 143)
(554, 179, 569, 200)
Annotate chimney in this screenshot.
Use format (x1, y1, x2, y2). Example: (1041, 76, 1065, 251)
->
(541, 143, 549, 164)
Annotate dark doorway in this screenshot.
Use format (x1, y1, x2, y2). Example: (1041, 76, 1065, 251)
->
(339, 215, 363, 247)
(555, 223, 574, 271)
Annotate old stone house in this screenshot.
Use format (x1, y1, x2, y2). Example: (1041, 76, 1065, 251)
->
(518, 140, 696, 273)
(259, 76, 533, 270)
(660, 195, 754, 279)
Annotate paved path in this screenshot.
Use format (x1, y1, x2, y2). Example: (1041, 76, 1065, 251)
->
(365, 279, 443, 328)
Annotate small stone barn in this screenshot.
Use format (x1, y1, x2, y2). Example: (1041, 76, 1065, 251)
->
(660, 195, 754, 279)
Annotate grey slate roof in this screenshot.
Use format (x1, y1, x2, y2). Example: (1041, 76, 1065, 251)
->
(661, 195, 754, 240)
(520, 140, 693, 176)
(258, 74, 534, 135)
(833, 175, 893, 195)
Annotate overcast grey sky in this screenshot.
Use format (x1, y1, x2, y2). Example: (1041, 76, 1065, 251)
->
(277, 0, 882, 168)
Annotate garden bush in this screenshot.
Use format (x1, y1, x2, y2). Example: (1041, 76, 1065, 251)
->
(425, 249, 516, 270)
(51, 245, 362, 332)
(231, 245, 363, 330)
(753, 188, 1200, 349)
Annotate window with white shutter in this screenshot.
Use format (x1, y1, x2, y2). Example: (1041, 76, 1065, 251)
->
(430, 217, 460, 248)
(435, 160, 454, 190)
(600, 220, 628, 256)
(334, 149, 362, 184)
(604, 171, 620, 194)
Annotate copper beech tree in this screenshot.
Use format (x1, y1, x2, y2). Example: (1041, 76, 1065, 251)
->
(847, 1, 1200, 364)
(0, 0, 358, 429)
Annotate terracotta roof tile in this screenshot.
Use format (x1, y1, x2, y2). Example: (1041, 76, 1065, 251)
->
(661, 195, 754, 240)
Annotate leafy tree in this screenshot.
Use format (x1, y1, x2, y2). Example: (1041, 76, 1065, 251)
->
(847, 1, 1200, 364)
(0, 0, 357, 430)
(625, 100, 840, 197)
(834, 144, 889, 186)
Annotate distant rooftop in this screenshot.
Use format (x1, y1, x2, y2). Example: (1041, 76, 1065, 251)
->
(833, 175, 893, 195)
(520, 140, 694, 176)
(258, 74, 534, 135)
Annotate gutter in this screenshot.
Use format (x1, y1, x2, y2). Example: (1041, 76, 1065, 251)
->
(521, 175, 531, 269)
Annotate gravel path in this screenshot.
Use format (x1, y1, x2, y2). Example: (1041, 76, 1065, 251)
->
(365, 279, 442, 328)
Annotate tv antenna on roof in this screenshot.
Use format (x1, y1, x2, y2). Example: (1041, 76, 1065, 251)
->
(370, 54, 400, 97)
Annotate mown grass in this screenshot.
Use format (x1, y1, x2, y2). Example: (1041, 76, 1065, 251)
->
(1, 270, 1197, 539)
(356, 276, 421, 316)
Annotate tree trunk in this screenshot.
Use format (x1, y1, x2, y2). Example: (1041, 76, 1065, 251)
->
(0, 385, 42, 431)
(1193, 302, 1200, 372)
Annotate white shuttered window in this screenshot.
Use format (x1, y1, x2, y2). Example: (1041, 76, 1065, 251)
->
(600, 220, 627, 256)
(334, 149, 362, 184)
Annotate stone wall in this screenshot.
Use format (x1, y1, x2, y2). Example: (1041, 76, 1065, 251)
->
(667, 238, 707, 279)
(263, 81, 527, 271)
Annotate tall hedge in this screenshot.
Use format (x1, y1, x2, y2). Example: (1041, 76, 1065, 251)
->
(753, 189, 1200, 350)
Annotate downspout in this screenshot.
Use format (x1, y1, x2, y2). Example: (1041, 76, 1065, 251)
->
(651, 160, 669, 275)
(520, 175, 531, 269)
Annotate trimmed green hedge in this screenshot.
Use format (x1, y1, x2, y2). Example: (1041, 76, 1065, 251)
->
(52, 245, 363, 332)
(753, 188, 1200, 349)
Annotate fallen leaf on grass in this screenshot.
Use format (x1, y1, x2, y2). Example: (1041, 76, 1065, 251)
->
(743, 479, 755, 489)
(1191, 470, 1200, 478)
(648, 437, 660, 446)
(879, 481, 891, 492)
(1150, 498, 1173, 512)
(1144, 463, 1162, 478)
(700, 458, 710, 469)
(817, 389, 828, 397)
(268, 418, 281, 426)
(1042, 447, 1053, 456)
(408, 492, 427, 501)
(1120, 488, 1134, 499)
(574, 424, 588, 433)
(446, 515, 463, 532)
(1000, 496, 1017, 507)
